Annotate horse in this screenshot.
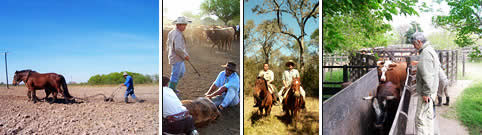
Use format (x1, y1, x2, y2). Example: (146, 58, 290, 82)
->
(13, 70, 73, 103)
(253, 77, 273, 116)
(282, 77, 304, 128)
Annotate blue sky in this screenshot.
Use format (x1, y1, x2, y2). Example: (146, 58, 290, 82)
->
(0, 0, 159, 83)
(244, 0, 319, 57)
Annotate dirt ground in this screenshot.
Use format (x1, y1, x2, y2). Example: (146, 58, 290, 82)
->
(0, 85, 159, 135)
(162, 40, 240, 135)
(244, 96, 319, 135)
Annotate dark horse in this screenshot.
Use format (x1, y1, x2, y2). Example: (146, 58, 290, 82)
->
(13, 70, 73, 103)
(253, 77, 273, 116)
(282, 77, 304, 128)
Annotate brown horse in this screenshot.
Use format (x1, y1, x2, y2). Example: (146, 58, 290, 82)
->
(253, 77, 273, 116)
(282, 77, 304, 128)
(13, 70, 73, 103)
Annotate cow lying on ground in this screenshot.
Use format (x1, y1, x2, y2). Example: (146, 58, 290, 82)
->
(181, 97, 221, 128)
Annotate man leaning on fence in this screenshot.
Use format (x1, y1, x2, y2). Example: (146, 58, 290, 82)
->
(412, 32, 440, 135)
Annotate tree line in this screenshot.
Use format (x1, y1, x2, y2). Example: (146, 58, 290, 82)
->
(87, 71, 158, 85)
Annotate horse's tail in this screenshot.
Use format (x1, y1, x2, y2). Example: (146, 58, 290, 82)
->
(59, 75, 73, 98)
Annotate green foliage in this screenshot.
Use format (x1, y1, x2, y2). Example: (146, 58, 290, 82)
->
(201, 0, 240, 25)
(404, 21, 423, 43)
(433, 0, 482, 48)
(427, 30, 458, 49)
(468, 46, 482, 62)
(323, 0, 420, 53)
(87, 71, 156, 85)
(456, 82, 482, 134)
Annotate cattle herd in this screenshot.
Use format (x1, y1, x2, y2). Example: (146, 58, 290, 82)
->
(162, 25, 238, 52)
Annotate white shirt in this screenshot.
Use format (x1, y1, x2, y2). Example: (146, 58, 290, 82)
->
(162, 86, 187, 118)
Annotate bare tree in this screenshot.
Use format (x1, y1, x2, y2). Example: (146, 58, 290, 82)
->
(253, 0, 319, 71)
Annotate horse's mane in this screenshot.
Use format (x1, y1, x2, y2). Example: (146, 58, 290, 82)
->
(17, 69, 38, 73)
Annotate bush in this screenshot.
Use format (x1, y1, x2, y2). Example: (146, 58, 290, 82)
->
(87, 71, 156, 85)
(468, 46, 482, 62)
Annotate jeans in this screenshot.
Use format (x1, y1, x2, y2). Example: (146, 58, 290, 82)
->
(170, 61, 186, 83)
(212, 87, 239, 108)
(125, 88, 137, 99)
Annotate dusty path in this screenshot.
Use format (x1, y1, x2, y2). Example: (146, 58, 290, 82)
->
(162, 40, 240, 135)
(437, 62, 482, 135)
(0, 85, 159, 135)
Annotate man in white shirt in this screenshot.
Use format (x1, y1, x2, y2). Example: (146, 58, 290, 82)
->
(255, 63, 279, 106)
(278, 60, 306, 109)
(167, 16, 192, 95)
(162, 76, 197, 135)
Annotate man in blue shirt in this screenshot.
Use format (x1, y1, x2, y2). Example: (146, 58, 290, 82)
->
(120, 72, 140, 103)
(205, 62, 240, 111)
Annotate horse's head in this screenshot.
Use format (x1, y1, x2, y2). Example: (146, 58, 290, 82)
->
(12, 70, 33, 86)
(290, 77, 301, 97)
(253, 77, 267, 99)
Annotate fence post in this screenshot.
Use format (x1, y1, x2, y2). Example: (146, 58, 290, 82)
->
(446, 51, 450, 83)
(463, 50, 465, 77)
(343, 65, 348, 82)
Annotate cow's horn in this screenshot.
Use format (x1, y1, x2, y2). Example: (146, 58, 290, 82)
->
(386, 96, 396, 100)
(363, 96, 374, 100)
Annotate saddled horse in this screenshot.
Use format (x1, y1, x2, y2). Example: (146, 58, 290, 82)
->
(282, 77, 304, 128)
(13, 69, 73, 103)
(253, 77, 273, 116)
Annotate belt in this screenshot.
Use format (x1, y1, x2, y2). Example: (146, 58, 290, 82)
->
(165, 111, 190, 123)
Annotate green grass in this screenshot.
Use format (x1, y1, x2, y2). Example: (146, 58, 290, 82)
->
(323, 69, 345, 87)
(456, 80, 482, 135)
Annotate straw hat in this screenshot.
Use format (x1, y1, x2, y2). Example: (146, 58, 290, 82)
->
(285, 60, 296, 67)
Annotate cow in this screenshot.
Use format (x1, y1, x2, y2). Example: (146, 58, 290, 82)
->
(376, 60, 408, 91)
(204, 27, 235, 52)
(181, 97, 221, 128)
(363, 81, 400, 135)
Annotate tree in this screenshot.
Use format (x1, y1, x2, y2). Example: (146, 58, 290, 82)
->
(433, 0, 482, 47)
(244, 20, 256, 56)
(396, 24, 410, 45)
(201, 0, 240, 26)
(404, 21, 424, 43)
(323, 0, 419, 53)
(253, 0, 319, 71)
(256, 20, 283, 64)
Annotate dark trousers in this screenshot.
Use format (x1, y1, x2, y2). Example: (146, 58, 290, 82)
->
(162, 116, 195, 134)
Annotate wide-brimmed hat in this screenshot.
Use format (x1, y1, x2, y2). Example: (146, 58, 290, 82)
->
(221, 61, 236, 72)
(172, 16, 192, 24)
(123, 72, 128, 76)
(285, 60, 296, 67)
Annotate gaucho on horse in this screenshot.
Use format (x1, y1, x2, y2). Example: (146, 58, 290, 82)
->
(12, 69, 73, 103)
(253, 76, 273, 116)
(282, 77, 304, 128)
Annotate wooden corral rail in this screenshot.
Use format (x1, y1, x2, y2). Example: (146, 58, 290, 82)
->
(322, 69, 379, 135)
(322, 52, 349, 81)
(348, 53, 377, 82)
(322, 65, 377, 100)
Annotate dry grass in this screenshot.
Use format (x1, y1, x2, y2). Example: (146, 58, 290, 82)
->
(243, 96, 319, 135)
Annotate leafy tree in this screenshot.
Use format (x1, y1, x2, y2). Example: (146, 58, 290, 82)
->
(323, 0, 420, 53)
(252, 0, 319, 71)
(433, 0, 481, 47)
(201, 0, 240, 25)
(404, 21, 424, 43)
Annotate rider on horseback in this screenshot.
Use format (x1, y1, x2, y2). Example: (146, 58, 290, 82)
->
(278, 60, 306, 109)
(254, 63, 280, 107)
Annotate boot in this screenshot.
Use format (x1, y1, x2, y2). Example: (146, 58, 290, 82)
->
(273, 94, 280, 106)
(437, 96, 442, 106)
(168, 82, 179, 93)
(444, 97, 450, 106)
(253, 100, 259, 107)
(125, 97, 129, 103)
